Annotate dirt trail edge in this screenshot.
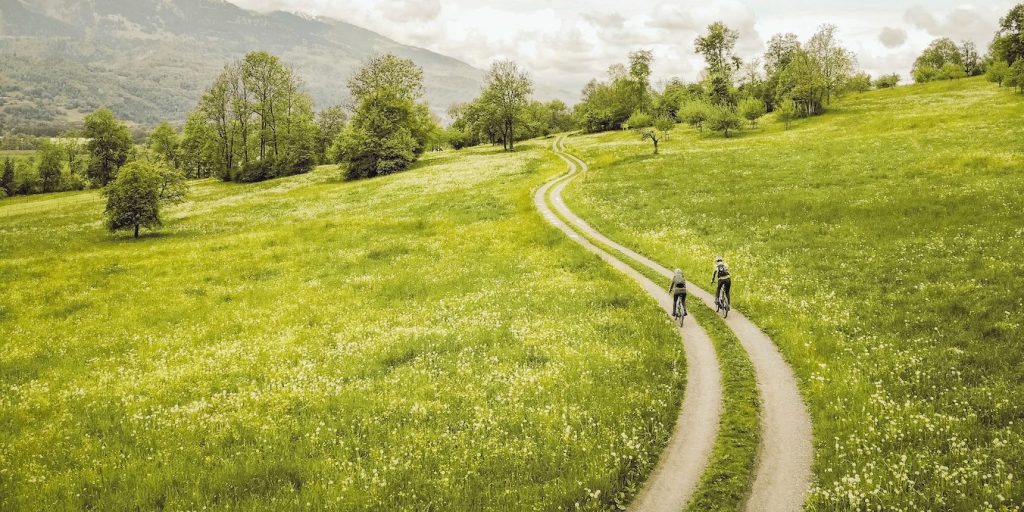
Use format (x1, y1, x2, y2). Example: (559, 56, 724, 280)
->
(536, 139, 722, 512)
(549, 137, 813, 511)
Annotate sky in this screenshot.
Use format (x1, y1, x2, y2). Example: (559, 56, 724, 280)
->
(228, 0, 1017, 95)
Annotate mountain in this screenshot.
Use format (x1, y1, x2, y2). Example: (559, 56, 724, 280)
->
(0, 0, 568, 133)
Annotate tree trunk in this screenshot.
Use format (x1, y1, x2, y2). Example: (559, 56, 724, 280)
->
(134, 224, 139, 238)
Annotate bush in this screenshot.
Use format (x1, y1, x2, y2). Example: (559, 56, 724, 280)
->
(624, 111, 653, 130)
(680, 100, 713, 132)
(874, 74, 901, 89)
(847, 72, 872, 93)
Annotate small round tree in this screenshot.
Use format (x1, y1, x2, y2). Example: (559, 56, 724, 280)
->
(104, 160, 186, 238)
(709, 106, 742, 138)
(737, 97, 767, 129)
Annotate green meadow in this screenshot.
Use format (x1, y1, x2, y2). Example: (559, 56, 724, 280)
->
(562, 77, 1024, 510)
(0, 141, 684, 510)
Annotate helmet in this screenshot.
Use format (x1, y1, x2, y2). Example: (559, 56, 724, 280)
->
(715, 256, 723, 263)
(674, 268, 683, 276)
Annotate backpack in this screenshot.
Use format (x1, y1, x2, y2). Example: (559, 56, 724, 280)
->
(717, 263, 730, 278)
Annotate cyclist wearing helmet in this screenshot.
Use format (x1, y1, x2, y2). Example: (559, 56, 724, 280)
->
(710, 257, 731, 308)
(669, 268, 687, 318)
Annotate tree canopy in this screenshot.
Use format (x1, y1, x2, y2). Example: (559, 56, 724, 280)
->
(83, 108, 132, 187)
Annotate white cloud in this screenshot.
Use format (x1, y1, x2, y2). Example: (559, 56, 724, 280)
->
(226, 0, 1018, 95)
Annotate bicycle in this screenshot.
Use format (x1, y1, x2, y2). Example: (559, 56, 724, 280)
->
(673, 295, 687, 326)
(716, 286, 730, 318)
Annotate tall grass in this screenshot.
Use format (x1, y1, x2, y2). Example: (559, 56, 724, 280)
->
(0, 141, 683, 510)
(563, 77, 1024, 510)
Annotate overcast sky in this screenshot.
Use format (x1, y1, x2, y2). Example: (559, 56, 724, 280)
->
(228, 0, 1016, 95)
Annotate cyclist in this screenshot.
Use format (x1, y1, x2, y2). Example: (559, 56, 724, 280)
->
(669, 268, 687, 318)
(710, 256, 732, 308)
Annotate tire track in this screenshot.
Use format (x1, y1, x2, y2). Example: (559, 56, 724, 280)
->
(548, 136, 813, 511)
(535, 139, 722, 512)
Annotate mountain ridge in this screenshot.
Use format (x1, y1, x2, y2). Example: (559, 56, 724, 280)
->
(0, 0, 569, 133)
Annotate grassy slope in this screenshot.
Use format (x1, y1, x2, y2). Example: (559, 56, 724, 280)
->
(0, 141, 683, 511)
(563, 77, 1023, 510)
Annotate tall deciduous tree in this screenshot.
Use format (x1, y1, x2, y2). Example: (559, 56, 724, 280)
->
(482, 60, 533, 151)
(179, 111, 217, 179)
(316, 106, 348, 163)
(1, 158, 15, 196)
(806, 24, 856, 103)
(336, 54, 435, 180)
(695, 22, 741, 79)
(83, 108, 132, 187)
(193, 52, 317, 182)
(991, 4, 1024, 66)
(37, 140, 63, 193)
(147, 122, 180, 167)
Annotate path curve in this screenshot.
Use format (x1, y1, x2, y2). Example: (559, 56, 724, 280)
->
(535, 140, 723, 512)
(549, 137, 813, 511)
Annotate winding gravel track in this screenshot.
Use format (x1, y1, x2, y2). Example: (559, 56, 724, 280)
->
(543, 137, 813, 511)
(535, 142, 723, 512)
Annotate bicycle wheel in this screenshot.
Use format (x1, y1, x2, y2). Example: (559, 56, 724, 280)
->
(677, 297, 685, 326)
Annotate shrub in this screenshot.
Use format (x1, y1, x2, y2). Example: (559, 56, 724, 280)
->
(874, 74, 901, 89)
(624, 111, 653, 130)
(778, 98, 798, 129)
(680, 100, 713, 132)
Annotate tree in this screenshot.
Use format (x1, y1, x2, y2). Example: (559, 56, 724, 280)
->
(777, 98, 798, 129)
(191, 52, 318, 182)
(680, 100, 713, 132)
(874, 74, 901, 89)
(737, 97, 767, 128)
(628, 50, 654, 113)
(337, 54, 434, 180)
(316, 106, 348, 163)
(961, 41, 983, 76)
(913, 38, 965, 83)
(1008, 59, 1024, 93)
(179, 111, 217, 178)
(990, 4, 1024, 66)
(709, 106, 742, 137)
(104, 160, 186, 238)
(780, 50, 827, 116)
(988, 60, 1012, 86)
(846, 72, 872, 93)
(481, 60, 533, 151)
(641, 116, 674, 154)
(1, 158, 14, 196)
(147, 122, 180, 167)
(695, 22, 741, 78)
(37, 140, 63, 192)
(806, 24, 856, 103)
(83, 108, 132, 187)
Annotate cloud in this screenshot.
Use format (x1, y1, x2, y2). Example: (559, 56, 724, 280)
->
(903, 5, 996, 44)
(879, 27, 908, 48)
(381, 0, 441, 22)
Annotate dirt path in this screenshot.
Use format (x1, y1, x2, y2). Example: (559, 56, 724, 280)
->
(535, 142, 723, 512)
(547, 137, 813, 511)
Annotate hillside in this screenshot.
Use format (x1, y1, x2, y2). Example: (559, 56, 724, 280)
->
(0, 141, 683, 509)
(560, 77, 1024, 509)
(0, 0, 568, 133)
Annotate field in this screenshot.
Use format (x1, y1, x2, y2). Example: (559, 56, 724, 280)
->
(0, 141, 684, 510)
(561, 77, 1024, 510)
